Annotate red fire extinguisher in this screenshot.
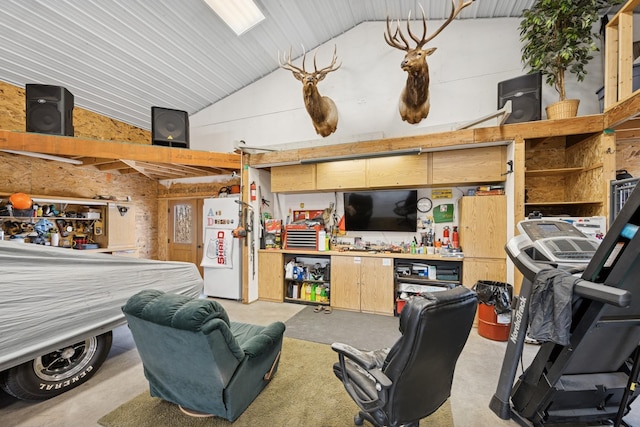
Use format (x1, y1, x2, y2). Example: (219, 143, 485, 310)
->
(442, 226, 450, 247)
(250, 181, 257, 201)
(452, 226, 459, 249)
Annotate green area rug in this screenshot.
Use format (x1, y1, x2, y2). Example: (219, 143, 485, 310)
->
(98, 337, 453, 427)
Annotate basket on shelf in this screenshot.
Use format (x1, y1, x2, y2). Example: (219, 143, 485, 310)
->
(545, 99, 579, 120)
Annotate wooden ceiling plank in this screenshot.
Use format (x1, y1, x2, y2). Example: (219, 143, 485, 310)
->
(95, 161, 130, 171)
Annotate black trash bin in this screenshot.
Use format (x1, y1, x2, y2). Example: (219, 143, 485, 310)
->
(472, 281, 513, 341)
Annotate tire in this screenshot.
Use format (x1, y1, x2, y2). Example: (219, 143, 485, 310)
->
(0, 331, 113, 401)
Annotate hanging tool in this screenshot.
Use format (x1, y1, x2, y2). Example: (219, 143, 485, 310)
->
(234, 199, 256, 279)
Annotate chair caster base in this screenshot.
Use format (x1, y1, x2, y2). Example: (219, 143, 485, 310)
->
(354, 412, 364, 426)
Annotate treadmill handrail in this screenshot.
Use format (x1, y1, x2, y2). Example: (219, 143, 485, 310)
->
(506, 239, 631, 308)
(513, 251, 631, 308)
(574, 280, 630, 308)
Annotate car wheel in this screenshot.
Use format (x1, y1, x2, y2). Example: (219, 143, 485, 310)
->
(0, 331, 113, 400)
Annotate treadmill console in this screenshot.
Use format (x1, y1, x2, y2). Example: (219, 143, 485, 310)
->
(518, 220, 600, 264)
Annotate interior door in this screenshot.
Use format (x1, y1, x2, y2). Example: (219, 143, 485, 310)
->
(168, 199, 204, 277)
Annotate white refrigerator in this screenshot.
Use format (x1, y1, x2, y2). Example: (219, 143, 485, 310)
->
(201, 197, 242, 300)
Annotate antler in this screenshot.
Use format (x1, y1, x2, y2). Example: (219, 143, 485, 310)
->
(384, 0, 474, 51)
(278, 46, 341, 81)
(278, 47, 306, 81)
(313, 45, 341, 82)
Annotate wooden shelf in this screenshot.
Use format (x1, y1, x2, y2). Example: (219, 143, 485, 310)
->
(0, 192, 109, 206)
(284, 298, 329, 306)
(525, 167, 584, 177)
(525, 201, 603, 206)
(0, 216, 98, 221)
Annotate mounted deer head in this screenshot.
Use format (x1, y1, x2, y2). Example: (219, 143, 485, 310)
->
(385, 0, 473, 124)
(278, 46, 341, 137)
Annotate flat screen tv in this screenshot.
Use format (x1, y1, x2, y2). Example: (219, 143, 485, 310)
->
(344, 190, 418, 232)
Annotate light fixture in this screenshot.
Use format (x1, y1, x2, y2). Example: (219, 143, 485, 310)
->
(299, 148, 422, 165)
(1, 149, 83, 165)
(204, 0, 265, 36)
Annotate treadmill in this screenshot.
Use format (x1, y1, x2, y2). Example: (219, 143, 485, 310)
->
(490, 185, 640, 426)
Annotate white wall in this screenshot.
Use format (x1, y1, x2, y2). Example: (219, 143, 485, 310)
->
(189, 18, 607, 152)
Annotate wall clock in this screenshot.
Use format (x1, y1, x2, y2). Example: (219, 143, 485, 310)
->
(417, 197, 433, 213)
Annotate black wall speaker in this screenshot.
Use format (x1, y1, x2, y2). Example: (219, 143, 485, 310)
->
(151, 107, 189, 149)
(25, 84, 74, 136)
(497, 72, 542, 124)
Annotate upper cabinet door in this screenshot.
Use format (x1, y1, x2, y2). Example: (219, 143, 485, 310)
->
(271, 164, 317, 192)
(367, 155, 429, 188)
(316, 160, 367, 190)
(432, 146, 506, 185)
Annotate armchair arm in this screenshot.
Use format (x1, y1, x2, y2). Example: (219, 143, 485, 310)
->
(241, 321, 285, 359)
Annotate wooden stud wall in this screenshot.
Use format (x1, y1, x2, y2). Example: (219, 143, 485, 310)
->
(155, 179, 241, 261)
(0, 81, 157, 258)
(616, 140, 640, 177)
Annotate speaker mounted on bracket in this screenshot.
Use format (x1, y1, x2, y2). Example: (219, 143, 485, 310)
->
(497, 72, 542, 124)
(25, 84, 74, 136)
(151, 106, 190, 149)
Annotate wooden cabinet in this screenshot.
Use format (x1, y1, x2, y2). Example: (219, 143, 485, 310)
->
(462, 259, 507, 288)
(316, 160, 367, 190)
(270, 164, 316, 192)
(367, 154, 429, 188)
(459, 195, 507, 258)
(330, 255, 394, 315)
(258, 251, 284, 302)
(269, 146, 507, 192)
(523, 133, 615, 219)
(431, 146, 506, 185)
(459, 195, 507, 287)
(94, 202, 136, 249)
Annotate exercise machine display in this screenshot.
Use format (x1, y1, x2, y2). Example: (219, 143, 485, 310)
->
(490, 187, 640, 426)
(517, 219, 599, 264)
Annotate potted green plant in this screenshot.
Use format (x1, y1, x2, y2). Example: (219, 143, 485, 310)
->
(519, 0, 624, 119)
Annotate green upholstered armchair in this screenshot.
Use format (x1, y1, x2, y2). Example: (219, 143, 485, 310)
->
(122, 289, 285, 421)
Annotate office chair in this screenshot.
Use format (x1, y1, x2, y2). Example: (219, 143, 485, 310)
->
(122, 289, 285, 421)
(332, 286, 477, 427)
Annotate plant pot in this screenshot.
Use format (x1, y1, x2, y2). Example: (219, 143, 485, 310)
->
(545, 99, 580, 120)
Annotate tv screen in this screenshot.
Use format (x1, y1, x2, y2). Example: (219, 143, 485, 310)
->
(344, 190, 418, 232)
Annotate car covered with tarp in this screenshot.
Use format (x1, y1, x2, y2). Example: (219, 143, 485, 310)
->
(0, 241, 202, 400)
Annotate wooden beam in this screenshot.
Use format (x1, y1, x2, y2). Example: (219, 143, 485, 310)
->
(249, 115, 606, 167)
(605, 90, 640, 128)
(0, 130, 241, 170)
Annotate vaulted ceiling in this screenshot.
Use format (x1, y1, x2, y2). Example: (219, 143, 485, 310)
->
(0, 0, 545, 131)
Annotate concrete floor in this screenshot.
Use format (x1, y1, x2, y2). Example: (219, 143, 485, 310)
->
(1, 299, 639, 427)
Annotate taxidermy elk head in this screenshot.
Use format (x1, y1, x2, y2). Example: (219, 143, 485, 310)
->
(385, 0, 473, 124)
(278, 46, 341, 137)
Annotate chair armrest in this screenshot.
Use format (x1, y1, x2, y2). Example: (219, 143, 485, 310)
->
(332, 342, 392, 411)
(332, 343, 392, 389)
(241, 321, 285, 358)
(331, 342, 378, 370)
